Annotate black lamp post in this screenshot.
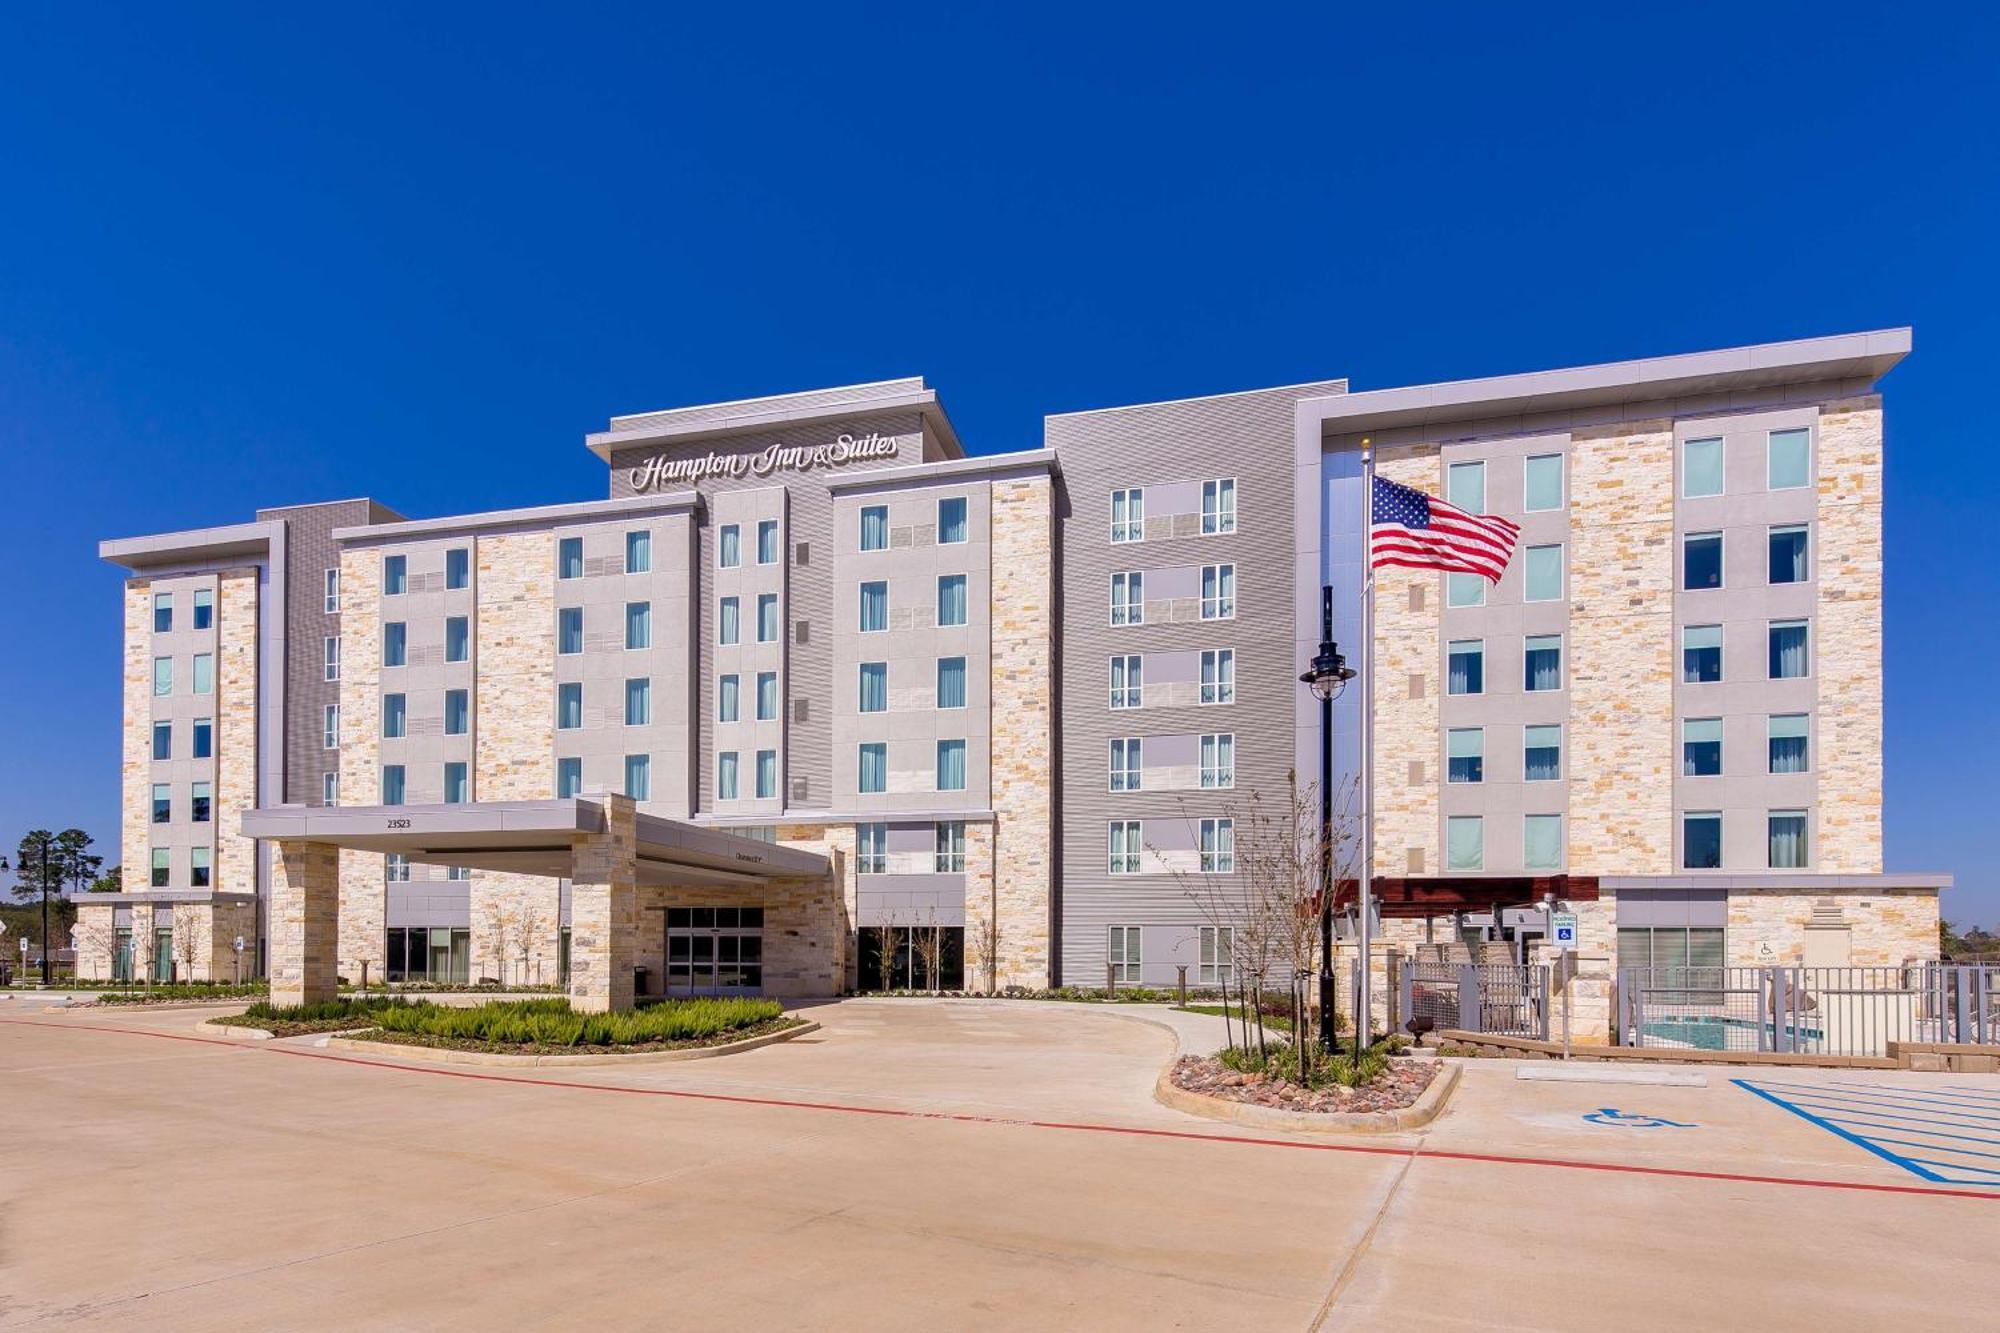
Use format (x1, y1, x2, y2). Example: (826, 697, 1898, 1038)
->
(1298, 586, 1356, 1054)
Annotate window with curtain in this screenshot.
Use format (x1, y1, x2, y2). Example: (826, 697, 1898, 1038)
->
(859, 582, 888, 632)
(858, 743, 887, 794)
(153, 592, 173, 632)
(1769, 525, 1809, 584)
(1447, 640, 1484, 695)
(935, 822, 966, 872)
(1683, 532, 1722, 590)
(1618, 926, 1726, 980)
(556, 758, 582, 798)
(1110, 738, 1141, 791)
(625, 678, 649, 727)
(1446, 816, 1483, 871)
(1683, 625, 1722, 683)
(1768, 811, 1808, 869)
(756, 671, 777, 720)
(719, 597, 740, 644)
(190, 782, 211, 823)
(1447, 572, 1485, 607)
(1110, 654, 1142, 708)
(1769, 620, 1809, 679)
(446, 688, 469, 735)
(557, 539, 583, 580)
(757, 594, 778, 643)
(860, 505, 889, 551)
(193, 717, 212, 758)
(1447, 728, 1483, 783)
(936, 656, 966, 709)
(445, 616, 468, 663)
(445, 762, 469, 804)
(718, 524, 741, 568)
(1524, 635, 1562, 692)
(754, 750, 777, 799)
(936, 574, 967, 627)
(1682, 718, 1722, 776)
(322, 705, 338, 749)
(855, 822, 886, 874)
(322, 771, 337, 805)
(1201, 478, 1236, 534)
(1523, 814, 1562, 870)
(153, 657, 173, 696)
(1524, 724, 1562, 781)
(446, 547, 470, 588)
(383, 692, 407, 738)
(1108, 822, 1141, 874)
(1524, 454, 1563, 511)
(718, 674, 740, 722)
(1447, 460, 1485, 513)
(385, 853, 411, 882)
(153, 721, 172, 760)
(150, 848, 170, 887)
(1110, 571, 1143, 625)
(192, 588, 213, 629)
(625, 602, 651, 650)
(623, 531, 649, 574)
(1199, 818, 1234, 872)
(385, 554, 409, 594)
(382, 765, 407, 806)
(757, 519, 779, 564)
(858, 662, 887, 713)
(384, 622, 407, 666)
(1768, 428, 1810, 490)
(1199, 733, 1234, 788)
(324, 636, 340, 682)
(190, 846, 211, 888)
(624, 754, 650, 801)
(936, 739, 967, 791)
(937, 497, 968, 544)
(559, 607, 583, 654)
(1682, 437, 1724, 497)
(152, 783, 170, 823)
(1682, 813, 1722, 869)
(716, 752, 739, 800)
(324, 567, 340, 613)
(1200, 649, 1233, 704)
(1200, 564, 1235, 619)
(557, 683, 582, 730)
(1110, 488, 1144, 542)
(191, 653, 213, 694)
(1199, 925, 1234, 984)
(1109, 926, 1143, 982)
(1769, 714, 1809, 773)
(1525, 544, 1564, 602)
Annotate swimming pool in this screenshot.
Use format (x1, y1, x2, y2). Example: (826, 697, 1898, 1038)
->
(1641, 1016, 1825, 1051)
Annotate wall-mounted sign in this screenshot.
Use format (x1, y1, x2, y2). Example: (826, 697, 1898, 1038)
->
(627, 431, 900, 492)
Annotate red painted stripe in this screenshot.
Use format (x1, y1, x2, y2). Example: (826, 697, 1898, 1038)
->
(7, 1017, 1995, 1203)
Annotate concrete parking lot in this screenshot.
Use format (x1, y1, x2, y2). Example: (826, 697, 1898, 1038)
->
(2, 997, 1994, 1330)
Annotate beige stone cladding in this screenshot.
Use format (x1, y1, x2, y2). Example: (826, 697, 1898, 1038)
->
(120, 578, 152, 891)
(632, 875, 843, 1000)
(1727, 887, 1936, 967)
(987, 476, 1054, 986)
(471, 872, 564, 986)
(1814, 397, 1885, 872)
(130, 903, 156, 981)
(271, 839, 340, 1006)
(160, 901, 256, 982)
(963, 819, 999, 991)
(214, 568, 260, 895)
(1567, 420, 1675, 874)
(336, 547, 385, 978)
(73, 902, 118, 981)
(1371, 448, 1441, 877)
(569, 794, 637, 1012)
(474, 530, 556, 800)
(776, 821, 856, 988)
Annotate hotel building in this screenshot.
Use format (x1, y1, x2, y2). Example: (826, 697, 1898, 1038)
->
(80, 329, 1947, 1021)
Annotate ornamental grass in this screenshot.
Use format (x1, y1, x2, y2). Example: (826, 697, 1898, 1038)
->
(372, 996, 783, 1047)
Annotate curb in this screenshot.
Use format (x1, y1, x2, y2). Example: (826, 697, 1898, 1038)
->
(193, 1019, 275, 1041)
(321, 1019, 820, 1068)
(1154, 1058, 1461, 1134)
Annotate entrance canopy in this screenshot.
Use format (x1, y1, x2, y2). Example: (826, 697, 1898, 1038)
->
(1331, 875, 1603, 920)
(242, 798, 830, 889)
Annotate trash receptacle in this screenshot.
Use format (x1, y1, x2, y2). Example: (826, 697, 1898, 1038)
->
(633, 965, 649, 998)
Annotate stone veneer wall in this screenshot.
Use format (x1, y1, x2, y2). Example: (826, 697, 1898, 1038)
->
(1813, 397, 1885, 872)
(987, 476, 1054, 987)
(336, 547, 385, 977)
(120, 579, 151, 891)
(1371, 449, 1442, 876)
(1567, 421, 1675, 873)
(774, 822, 856, 987)
(474, 530, 556, 799)
(1727, 888, 1934, 967)
(470, 874, 564, 986)
(215, 568, 260, 895)
(963, 819, 997, 991)
(271, 839, 340, 1006)
(569, 794, 636, 1012)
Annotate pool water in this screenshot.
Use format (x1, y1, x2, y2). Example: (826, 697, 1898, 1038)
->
(1641, 1016, 1825, 1051)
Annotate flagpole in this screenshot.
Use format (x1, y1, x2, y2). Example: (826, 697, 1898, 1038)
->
(1358, 446, 1376, 1059)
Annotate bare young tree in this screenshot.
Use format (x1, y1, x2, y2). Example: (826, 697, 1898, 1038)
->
(871, 912, 902, 994)
(70, 916, 116, 983)
(966, 908, 1000, 995)
(911, 908, 945, 995)
(170, 903, 204, 984)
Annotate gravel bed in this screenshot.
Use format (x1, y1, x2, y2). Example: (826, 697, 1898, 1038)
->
(1169, 1053, 1439, 1114)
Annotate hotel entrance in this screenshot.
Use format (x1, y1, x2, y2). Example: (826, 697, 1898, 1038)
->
(662, 906, 764, 995)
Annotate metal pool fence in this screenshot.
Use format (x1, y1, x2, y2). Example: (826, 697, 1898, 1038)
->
(1617, 964, 2000, 1057)
(1402, 961, 1550, 1039)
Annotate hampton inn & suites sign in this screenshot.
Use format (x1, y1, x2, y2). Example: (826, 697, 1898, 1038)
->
(627, 431, 900, 491)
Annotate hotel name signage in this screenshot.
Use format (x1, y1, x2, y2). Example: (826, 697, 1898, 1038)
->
(627, 431, 900, 492)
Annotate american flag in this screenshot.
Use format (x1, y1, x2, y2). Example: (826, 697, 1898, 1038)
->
(1370, 474, 1520, 581)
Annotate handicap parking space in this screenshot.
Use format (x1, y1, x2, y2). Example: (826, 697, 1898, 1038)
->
(1732, 1076, 2000, 1187)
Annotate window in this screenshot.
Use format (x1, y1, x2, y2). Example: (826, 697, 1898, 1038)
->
(324, 568, 340, 613)
(1768, 428, 1810, 490)
(558, 537, 583, 580)
(383, 693, 407, 738)
(625, 601, 651, 650)
(445, 547, 469, 590)
(1683, 625, 1722, 683)
(1524, 454, 1564, 511)
(1110, 488, 1144, 543)
(1524, 544, 1564, 602)
(756, 671, 778, 720)
(855, 662, 887, 714)
(718, 674, 740, 722)
(558, 607, 583, 655)
(1108, 821, 1142, 874)
(1683, 532, 1722, 590)
(193, 717, 212, 758)
(755, 750, 777, 799)
(935, 821, 966, 872)
(150, 848, 170, 888)
(1446, 573, 1485, 607)
(557, 683, 583, 730)
(1199, 926, 1235, 985)
(624, 678, 650, 727)
(859, 743, 887, 794)
(1768, 811, 1808, 869)
(756, 593, 778, 643)
(716, 752, 740, 800)
(1202, 478, 1237, 534)
(936, 575, 967, 627)
(1447, 640, 1484, 695)
(1110, 571, 1143, 625)
(1109, 926, 1142, 983)
(444, 761, 469, 804)
(624, 530, 650, 574)
(1200, 818, 1235, 872)
(152, 721, 172, 760)
(1447, 460, 1486, 513)
(1447, 728, 1484, 784)
(323, 705, 340, 749)
(937, 497, 968, 544)
(1769, 620, 1810, 679)
(447, 865, 470, 882)
(385, 854, 411, 883)
(153, 657, 172, 696)
(1446, 815, 1484, 871)
(383, 622, 407, 667)
(1769, 714, 1809, 774)
(322, 771, 338, 806)
(1682, 718, 1722, 777)
(1769, 525, 1809, 584)
(445, 688, 469, 735)
(191, 588, 213, 631)
(153, 592, 173, 633)
(757, 519, 780, 564)
(445, 616, 469, 663)
(859, 582, 888, 632)
(191, 653, 213, 695)
(1200, 564, 1235, 619)
(1109, 738, 1141, 792)
(1199, 649, 1234, 705)
(384, 554, 408, 595)
(152, 783, 171, 824)
(1524, 814, 1563, 871)
(1199, 733, 1234, 789)
(1110, 654, 1142, 709)
(936, 739, 967, 791)
(936, 656, 966, 709)
(1616, 925, 1726, 980)
(381, 764, 407, 806)
(1524, 725, 1562, 781)
(190, 846, 211, 889)
(1683, 437, 1724, 498)
(860, 506, 889, 552)
(624, 754, 650, 801)
(1682, 812, 1722, 869)
(719, 597, 740, 645)
(556, 757, 583, 798)
(1524, 634, 1562, 692)
(856, 822, 887, 874)
(324, 636, 340, 682)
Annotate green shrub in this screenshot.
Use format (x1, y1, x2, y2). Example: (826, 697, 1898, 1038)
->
(1217, 1038, 1393, 1090)
(241, 996, 412, 1023)
(98, 982, 268, 1005)
(372, 996, 783, 1047)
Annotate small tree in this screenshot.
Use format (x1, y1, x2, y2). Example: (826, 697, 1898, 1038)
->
(872, 913, 901, 993)
(170, 904, 204, 983)
(967, 908, 1001, 995)
(911, 909, 945, 994)
(70, 916, 116, 982)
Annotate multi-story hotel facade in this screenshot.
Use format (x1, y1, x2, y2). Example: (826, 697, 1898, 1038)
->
(79, 328, 1947, 1013)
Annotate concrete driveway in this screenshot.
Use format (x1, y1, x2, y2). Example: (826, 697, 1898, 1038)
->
(1, 998, 1993, 1330)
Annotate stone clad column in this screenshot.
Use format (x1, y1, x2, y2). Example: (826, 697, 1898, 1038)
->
(271, 839, 339, 1006)
(569, 794, 638, 1013)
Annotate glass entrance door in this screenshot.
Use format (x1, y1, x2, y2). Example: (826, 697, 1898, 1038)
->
(663, 906, 764, 994)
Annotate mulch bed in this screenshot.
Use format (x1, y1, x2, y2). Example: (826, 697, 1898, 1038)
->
(209, 1014, 384, 1038)
(342, 1015, 804, 1057)
(1170, 1053, 1439, 1114)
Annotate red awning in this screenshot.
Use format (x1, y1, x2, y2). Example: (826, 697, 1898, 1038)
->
(1328, 875, 1600, 919)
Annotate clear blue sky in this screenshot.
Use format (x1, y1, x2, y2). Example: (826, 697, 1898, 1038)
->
(1, 4, 1993, 926)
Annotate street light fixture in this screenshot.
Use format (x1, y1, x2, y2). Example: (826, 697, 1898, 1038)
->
(1299, 586, 1356, 1056)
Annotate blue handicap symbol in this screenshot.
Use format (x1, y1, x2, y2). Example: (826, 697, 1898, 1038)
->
(1583, 1107, 1696, 1129)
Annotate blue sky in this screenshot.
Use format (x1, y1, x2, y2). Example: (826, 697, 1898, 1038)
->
(1, 4, 1994, 926)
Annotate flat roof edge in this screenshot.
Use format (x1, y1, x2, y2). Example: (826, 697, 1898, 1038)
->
(1597, 871, 1952, 891)
(100, 520, 284, 571)
(824, 448, 1057, 492)
(331, 491, 702, 544)
(587, 385, 962, 461)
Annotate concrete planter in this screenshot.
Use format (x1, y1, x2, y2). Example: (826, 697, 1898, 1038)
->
(323, 1018, 819, 1068)
(1155, 1058, 1461, 1134)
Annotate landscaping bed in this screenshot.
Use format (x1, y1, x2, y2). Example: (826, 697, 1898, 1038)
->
(210, 997, 414, 1037)
(339, 996, 802, 1057)
(93, 983, 268, 1006)
(1169, 1045, 1438, 1116)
